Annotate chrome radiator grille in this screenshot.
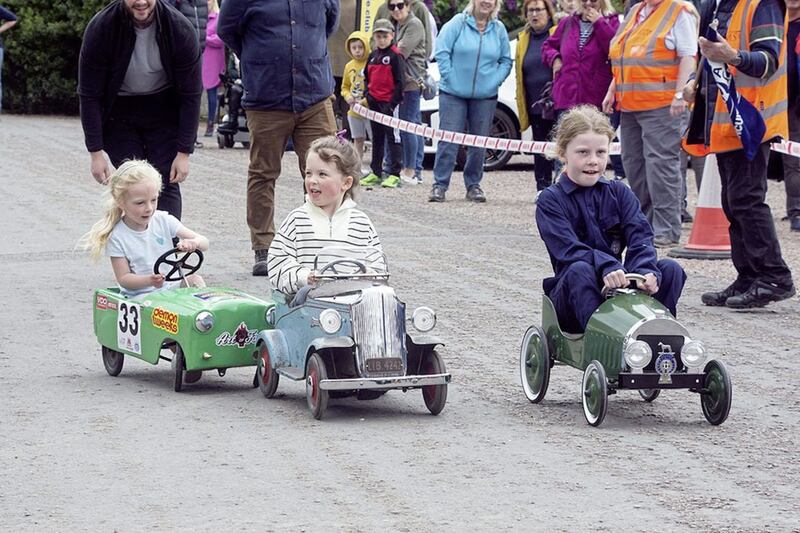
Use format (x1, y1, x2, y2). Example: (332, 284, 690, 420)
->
(351, 286, 406, 377)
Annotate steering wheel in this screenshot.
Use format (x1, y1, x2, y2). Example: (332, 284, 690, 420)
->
(601, 272, 648, 298)
(318, 258, 368, 276)
(154, 247, 204, 282)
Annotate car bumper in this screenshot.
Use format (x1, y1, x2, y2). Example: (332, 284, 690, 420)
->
(319, 372, 451, 390)
(618, 372, 706, 389)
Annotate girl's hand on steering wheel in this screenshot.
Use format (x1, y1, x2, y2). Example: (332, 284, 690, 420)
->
(636, 273, 659, 295)
(602, 269, 627, 290)
(176, 239, 198, 252)
(149, 273, 165, 288)
(306, 271, 319, 285)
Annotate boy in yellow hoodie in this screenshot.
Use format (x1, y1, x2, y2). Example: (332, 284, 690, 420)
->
(341, 31, 371, 174)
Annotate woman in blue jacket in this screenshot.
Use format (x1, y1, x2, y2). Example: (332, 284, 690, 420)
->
(429, 0, 512, 203)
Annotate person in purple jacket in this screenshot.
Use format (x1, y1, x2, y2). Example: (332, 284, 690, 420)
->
(202, 0, 225, 137)
(541, 0, 619, 113)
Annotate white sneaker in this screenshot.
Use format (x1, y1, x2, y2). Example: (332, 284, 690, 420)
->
(400, 172, 419, 185)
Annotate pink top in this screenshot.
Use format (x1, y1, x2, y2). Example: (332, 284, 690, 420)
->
(202, 12, 225, 90)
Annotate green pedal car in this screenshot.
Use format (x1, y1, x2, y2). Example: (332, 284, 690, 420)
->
(93, 248, 273, 391)
(520, 273, 732, 427)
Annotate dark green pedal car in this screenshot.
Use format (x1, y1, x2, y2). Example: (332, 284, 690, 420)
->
(520, 274, 732, 426)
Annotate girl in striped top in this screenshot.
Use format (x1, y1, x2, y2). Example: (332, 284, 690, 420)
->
(268, 136, 383, 293)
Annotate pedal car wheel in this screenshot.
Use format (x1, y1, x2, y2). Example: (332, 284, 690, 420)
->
(102, 346, 124, 377)
(217, 135, 224, 149)
(184, 370, 202, 384)
(306, 353, 329, 420)
(700, 359, 732, 425)
(520, 325, 550, 403)
(638, 389, 660, 402)
(582, 360, 608, 427)
(256, 343, 280, 398)
(421, 349, 448, 415)
(173, 346, 185, 392)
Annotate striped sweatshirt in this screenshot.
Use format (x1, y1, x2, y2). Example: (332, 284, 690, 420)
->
(267, 198, 382, 293)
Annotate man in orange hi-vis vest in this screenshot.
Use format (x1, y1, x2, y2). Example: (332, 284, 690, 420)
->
(604, 0, 698, 249)
(683, 0, 795, 309)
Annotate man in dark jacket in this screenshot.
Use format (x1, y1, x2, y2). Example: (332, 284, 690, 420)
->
(78, 0, 202, 220)
(165, 0, 208, 50)
(218, 0, 339, 276)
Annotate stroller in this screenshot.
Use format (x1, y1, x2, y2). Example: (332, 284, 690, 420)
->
(216, 69, 250, 149)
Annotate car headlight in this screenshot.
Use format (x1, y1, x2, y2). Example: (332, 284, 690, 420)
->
(319, 309, 342, 334)
(265, 306, 276, 326)
(195, 311, 214, 333)
(682, 340, 706, 368)
(411, 306, 436, 332)
(624, 339, 652, 369)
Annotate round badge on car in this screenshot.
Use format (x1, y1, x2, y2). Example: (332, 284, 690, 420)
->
(319, 309, 342, 334)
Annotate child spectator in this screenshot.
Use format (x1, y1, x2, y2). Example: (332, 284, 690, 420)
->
(81, 160, 209, 297)
(341, 31, 372, 176)
(535, 105, 686, 333)
(359, 19, 404, 189)
(268, 136, 382, 293)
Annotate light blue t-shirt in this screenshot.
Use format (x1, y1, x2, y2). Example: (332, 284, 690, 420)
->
(106, 210, 183, 297)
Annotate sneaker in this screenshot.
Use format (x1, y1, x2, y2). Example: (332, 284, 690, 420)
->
(429, 185, 446, 202)
(400, 172, 419, 186)
(194, 140, 204, 149)
(790, 216, 800, 232)
(414, 170, 423, 184)
(682, 209, 694, 223)
(653, 235, 678, 248)
(360, 173, 381, 186)
(204, 123, 214, 137)
(381, 174, 400, 188)
(701, 282, 747, 306)
(725, 281, 795, 309)
(253, 249, 269, 277)
(466, 185, 487, 203)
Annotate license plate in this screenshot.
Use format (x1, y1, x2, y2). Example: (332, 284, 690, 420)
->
(365, 358, 403, 373)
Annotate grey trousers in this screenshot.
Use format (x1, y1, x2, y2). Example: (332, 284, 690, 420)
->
(781, 102, 800, 218)
(621, 106, 683, 241)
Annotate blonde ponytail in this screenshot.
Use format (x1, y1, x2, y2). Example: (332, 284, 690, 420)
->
(77, 160, 163, 261)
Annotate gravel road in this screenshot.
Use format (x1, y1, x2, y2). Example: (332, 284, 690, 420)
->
(1, 115, 798, 531)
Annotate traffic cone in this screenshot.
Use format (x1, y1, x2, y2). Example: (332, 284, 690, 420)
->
(669, 154, 731, 260)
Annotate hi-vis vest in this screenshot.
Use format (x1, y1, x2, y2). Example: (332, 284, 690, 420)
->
(609, 0, 687, 112)
(683, 0, 788, 156)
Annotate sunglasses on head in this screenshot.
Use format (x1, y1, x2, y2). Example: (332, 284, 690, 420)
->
(388, 2, 405, 10)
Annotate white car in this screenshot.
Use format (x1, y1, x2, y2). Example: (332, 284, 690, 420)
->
(420, 39, 531, 172)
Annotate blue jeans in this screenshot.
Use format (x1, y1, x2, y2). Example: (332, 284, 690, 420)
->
(433, 92, 497, 190)
(206, 86, 219, 123)
(398, 89, 421, 170)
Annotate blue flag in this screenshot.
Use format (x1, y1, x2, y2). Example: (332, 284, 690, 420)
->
(703, 23, 766, 160)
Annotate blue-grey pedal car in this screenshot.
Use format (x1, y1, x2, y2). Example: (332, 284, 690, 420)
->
(255, 247, 450, 419)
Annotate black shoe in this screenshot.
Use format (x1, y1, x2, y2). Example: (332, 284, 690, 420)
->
(725, 281, 795, 309)
(682, 209, 693, 223)
(253, 249, 269, 276)
(204, 123, 214, 137)
(466, 185, 486, 203)
(701, 282, 747, 306)
(429, 185, 446, 202)
(790, 216, 800, 232)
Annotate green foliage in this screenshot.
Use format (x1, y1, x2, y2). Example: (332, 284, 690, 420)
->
(432, 0, 525, 37)
(2, 0, 108, 114)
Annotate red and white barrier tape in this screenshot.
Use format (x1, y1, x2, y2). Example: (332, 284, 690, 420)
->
(353, 103, 800, 158)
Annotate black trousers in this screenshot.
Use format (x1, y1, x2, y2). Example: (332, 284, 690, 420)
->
(530, 114, 554, 191)
(716, 143, 793, 288)
(104, 89, 183, 219)
(368, 101, 401, 176)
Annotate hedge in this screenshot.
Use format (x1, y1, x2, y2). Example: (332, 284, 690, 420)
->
(2, 0, 107, 114)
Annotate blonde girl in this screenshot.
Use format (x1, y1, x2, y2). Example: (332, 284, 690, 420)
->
(268, 136, 383, 294)
(81, 160, 209, 296)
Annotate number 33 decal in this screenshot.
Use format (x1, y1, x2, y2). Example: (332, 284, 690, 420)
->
(118, 302, 140, 335)
(117, 302, 142, 355)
